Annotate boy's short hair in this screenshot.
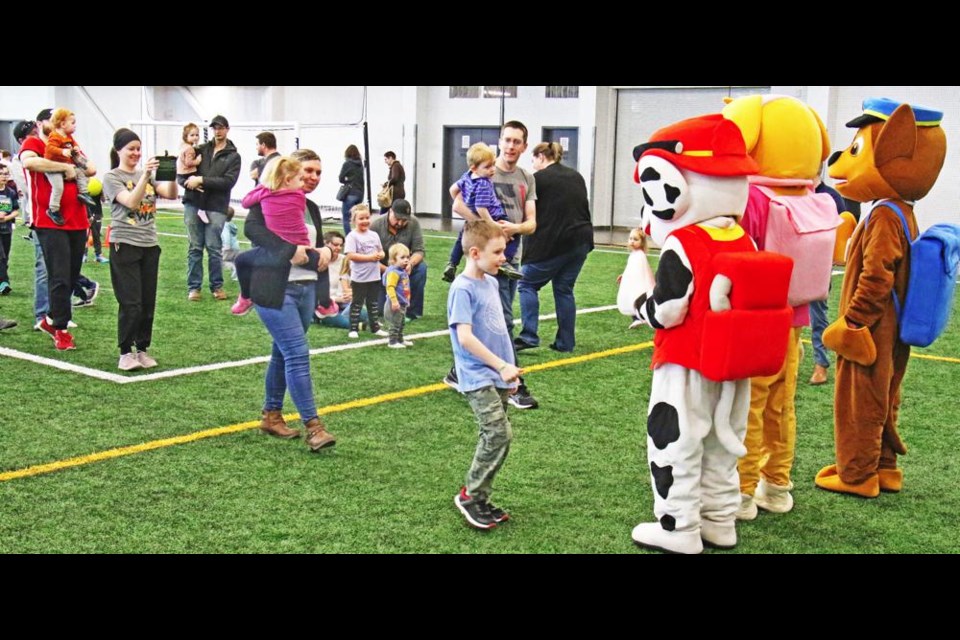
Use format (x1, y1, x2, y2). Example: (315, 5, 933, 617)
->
(388, 243, 410, 263)
(226, 206, 236, 222)
(323, 230, 345, 244)
(461, 219, 503, 253)
(51, 108, 73, 128)
(466, 143, 495, 169)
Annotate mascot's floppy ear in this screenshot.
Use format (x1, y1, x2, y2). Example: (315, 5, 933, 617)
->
(720, 94, 763, 152)
(809, 106, 831, 163)
(874, 104, 918, 167)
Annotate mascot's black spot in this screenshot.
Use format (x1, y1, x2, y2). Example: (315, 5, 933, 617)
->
(645, 297, 664, 329)
(640, 167, 661, 182)
(660, 514, 676, 531)
(652, 208, 676, 220)
(635, 293, 648, 313)
(643, 188, 654, 206)
(651, 462, 674, 499)
(664, 183, 681, 204)
(652, 250, 692, 303)
(647, 402, 681, 450)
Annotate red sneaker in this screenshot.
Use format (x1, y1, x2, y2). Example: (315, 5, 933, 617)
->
(54, 329, 76, 351)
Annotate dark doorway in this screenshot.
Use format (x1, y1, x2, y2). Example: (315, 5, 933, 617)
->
(541, 127, 579, 169)
(441, 127, 500, 219)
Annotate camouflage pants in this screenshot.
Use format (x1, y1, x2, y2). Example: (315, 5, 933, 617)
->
(464, 385, 513, 501)
(384, 302, 407, 344)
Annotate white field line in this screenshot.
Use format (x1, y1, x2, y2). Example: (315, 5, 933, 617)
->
(0, 305, 618, 385)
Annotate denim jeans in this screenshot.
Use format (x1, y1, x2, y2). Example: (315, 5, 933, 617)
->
(33, 231, 49, 321)
(184, 203, 226, 293)
(319, 303, 367, 330)
(341, 193, 363, 236)
(518, 244, 591, 351)
(377, 260, 428, 320)
(255, 282, 318, 422)
(809, 298, 830, 367)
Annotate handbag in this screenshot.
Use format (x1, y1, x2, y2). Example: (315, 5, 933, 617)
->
(335, 183, 352, 202)
(377, 184, 394, 208)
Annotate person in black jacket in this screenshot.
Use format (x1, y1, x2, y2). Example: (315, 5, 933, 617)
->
(182, 115, 241, 301)
(243, 148, 337, 452)
(338, 144, 364, 235)
(516, 141, 594, 353)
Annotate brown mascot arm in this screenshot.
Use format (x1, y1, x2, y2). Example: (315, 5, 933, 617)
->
(846, 207, 905, 328)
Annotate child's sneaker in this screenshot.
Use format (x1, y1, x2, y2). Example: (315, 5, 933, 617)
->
(95, 255, 109, 264)
(136, 351, 158, 369)
(314, 300, 340, 319)
(442, 262, 457, 283)
(231, 295, 254, 316)
(118, 353, 142, 371)
(0, 281, 11, 296)
(347, 331, 360, 339)
(47, 208, 65, 226)
(454, 487, 497, 530)
(486, 501, 510, 524)
(387, 342, 406, 349)
(498, 262, 523, 280)
(402, 340, 414, 347)
(374, 329, 390, 337)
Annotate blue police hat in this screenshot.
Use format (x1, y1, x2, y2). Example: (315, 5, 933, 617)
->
(846, 97, 943, 128)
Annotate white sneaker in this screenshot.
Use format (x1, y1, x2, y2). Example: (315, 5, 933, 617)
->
(374, 329, 390, 337)
(754, 478, 795, 513)
(118, 353, 142, 371)
(735, 493, 758, 521)
(35, 319, 78, 330)
(387, 342, 406, 349)
(136, 351, 158, 369)
(402, 340, 413, 347)
(347, 331, 360, 339)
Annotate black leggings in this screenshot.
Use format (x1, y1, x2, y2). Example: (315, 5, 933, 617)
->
(349, 280, 381, 333)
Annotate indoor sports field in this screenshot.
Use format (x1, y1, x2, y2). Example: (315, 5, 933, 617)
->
(1, 212, 957, 553)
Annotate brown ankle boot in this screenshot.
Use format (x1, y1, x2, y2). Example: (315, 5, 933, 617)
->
(304, 417, 336, 451)
(260, 410, 300, 439)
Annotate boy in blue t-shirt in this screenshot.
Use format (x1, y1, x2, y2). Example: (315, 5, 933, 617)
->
(448, 219, 523, 530)
(442, 143, 522, 283)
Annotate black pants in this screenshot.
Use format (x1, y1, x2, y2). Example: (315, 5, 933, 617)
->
(350, 280, 381, 333)
(110, 242, 161, 354)
(0, 232, 10, 283)
(89, 216, 103, 256)
(35, 227, 86, 329)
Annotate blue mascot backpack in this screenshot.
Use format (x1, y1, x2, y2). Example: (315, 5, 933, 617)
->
(867, 200, 960, 347)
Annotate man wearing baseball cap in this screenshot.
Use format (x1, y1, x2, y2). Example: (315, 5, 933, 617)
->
(18, 108, 96, 350)
(370, 198, 428, 321)
(182, 115, 240, 301)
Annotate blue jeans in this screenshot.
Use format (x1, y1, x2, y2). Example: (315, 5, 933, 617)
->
(33, 232, 49, 321)
(256, 282, 318, 421)
(184, 203, 226, 293)
(319, 303, 368, 330)
(518, 245, 591, 351)
(341, 193, 363, 236)
(809, 298, 830, 367)
(377, 260, 427, 320)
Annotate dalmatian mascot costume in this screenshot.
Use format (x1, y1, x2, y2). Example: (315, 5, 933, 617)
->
(630, 114, 793, 554)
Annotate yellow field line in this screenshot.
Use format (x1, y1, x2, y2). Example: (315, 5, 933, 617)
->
(0, 342, 654, 483)
(799, 338, 960, 363)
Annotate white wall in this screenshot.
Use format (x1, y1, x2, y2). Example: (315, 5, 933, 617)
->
(414, 86, 595, 215)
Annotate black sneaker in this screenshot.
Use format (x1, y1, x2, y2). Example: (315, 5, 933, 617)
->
(487, 501, 510, 524)
(454, 488, 497, 530)
(508, 384, 539, 410)
(442, 262, 457, 283)
(0, 317, 17, 331)
(443, 367, 460, 392)
(47, 208, 65, 226)
(77, 192, 98, 208)
(514, 337, 537, 351)
(498, 262, 524, 280)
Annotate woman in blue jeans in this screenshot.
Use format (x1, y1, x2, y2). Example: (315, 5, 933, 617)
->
(338, 145, 365, 236)
(516, 142, 594, 352)
(243, 149, 336, 451)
